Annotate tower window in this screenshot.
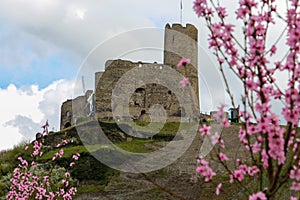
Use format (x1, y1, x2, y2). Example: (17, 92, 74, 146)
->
(66, 111, 70, 117)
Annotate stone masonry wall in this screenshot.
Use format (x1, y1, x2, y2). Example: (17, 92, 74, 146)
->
(94, 60, 189, 122)
(164, 23, 199, 111)
(60, 90, 93, 129)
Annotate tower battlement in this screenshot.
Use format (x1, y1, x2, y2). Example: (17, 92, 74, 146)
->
(165, 23, 198, 41)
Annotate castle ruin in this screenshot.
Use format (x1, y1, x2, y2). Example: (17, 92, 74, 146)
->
(60, 23, 200, 130)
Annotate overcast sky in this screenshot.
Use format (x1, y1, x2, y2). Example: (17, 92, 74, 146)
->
(0, 0, 289, 150)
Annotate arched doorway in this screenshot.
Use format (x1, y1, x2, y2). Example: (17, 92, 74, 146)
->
(64, 122, 72, 128)
(130, 88, 146, 108)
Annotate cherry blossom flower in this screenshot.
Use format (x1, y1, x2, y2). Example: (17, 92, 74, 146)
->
(180, 77, 190, 87)
(249, 192, 267, 200)
(72, 153, 80, 161)
(199, 124, 211, 136)
(219, 152, 229, 161)
(177, 58, 191, 67)
(233, 169, 245, 182)
(196, 158, 216, 182)
(216, 183, 222, 195)
(290, 168, 300, 181)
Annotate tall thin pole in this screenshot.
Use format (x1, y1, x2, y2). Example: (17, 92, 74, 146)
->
(81, 76, 86, 94)
(180, 0, 183, 24)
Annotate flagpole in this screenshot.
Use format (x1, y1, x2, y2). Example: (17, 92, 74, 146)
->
(180, 0, 183, 25)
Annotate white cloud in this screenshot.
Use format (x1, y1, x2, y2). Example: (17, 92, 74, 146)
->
(0, 79, 74, 150)
(0, 0, 181, 64)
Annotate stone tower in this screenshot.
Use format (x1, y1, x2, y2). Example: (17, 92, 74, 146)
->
(163, 23, 199, 111)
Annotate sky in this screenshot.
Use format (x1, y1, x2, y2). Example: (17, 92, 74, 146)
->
(0, 0, 290, 150)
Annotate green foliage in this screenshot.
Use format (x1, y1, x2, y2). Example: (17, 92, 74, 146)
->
(40, 145, 89, 161)
(116, 139, 155, 153)
(135, 121, 151, 126)
(0, 164, 9, 177)
(0, 182, 6, 197)
(71, 155, 118, 183)
(159, 122, 180, 135)
(0, 173, 12, 198)
(76, 183, 105, 195)
(40, 145, 119, 184)
(0, 140, 32, 174)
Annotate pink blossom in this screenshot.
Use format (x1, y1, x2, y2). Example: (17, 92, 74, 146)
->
(221, 118, 230, 127)
(247, 166, 260, 176)
(197, 158, 208, 165)
(261, 150, 269, 168)
(290, 168, 300, 181)
(238, 164, 248, 174)
(291, 182, 300, 191)
(236, 6, 250, 19)
(249, 192, 267, 200)
(177, 58, 191, 67)
(270, 45, 277, 56)
(63, 140, 68, 145)
(229, 174, 234, 183)
(62, 179, 69, 187)
(70, 162, 75, 167)
(219, 138, 225, 148)
(267, 127, 286, 164)
(219, 152, 229, 161)
(233, 170, 245, 182)
(63, 193, 72, 200)
(214, 104, 227, 120)
(180, 77, 190, 87)
(7, 138, 78, 199)
(216, 183, 222, 195)
(246, 79, 258, 90)
(52, 149, 64, 161)
(252, 141, 261, 153)
(193, 0, 211, 17)
(33, 141, 42, 157)
(65, 172, 70, 178)
(196, 158, 216, 182)
(216, 7, 227, 18)
(218, 57, 225, 64)
(199, 124, 211, 136)
(211, 132, 220, 145)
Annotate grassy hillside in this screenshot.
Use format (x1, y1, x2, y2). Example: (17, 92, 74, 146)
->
(0, 121, 187, 198)
(2, 121, 299, 199)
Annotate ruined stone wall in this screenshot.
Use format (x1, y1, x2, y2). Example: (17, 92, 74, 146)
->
(60, 90, 93, 129)
(60, 99, 72, 129)
(72, 95, 87, 121)
(95, 72, 103, 91)
(94, 60, 195, 122)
